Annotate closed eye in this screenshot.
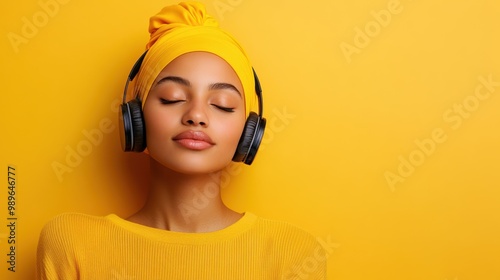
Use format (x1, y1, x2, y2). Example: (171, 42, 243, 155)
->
(212, 104, 235, 112)
(160, 98, 184, 104)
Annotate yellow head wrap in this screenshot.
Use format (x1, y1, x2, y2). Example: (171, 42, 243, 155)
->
(133, 1, 257, 116)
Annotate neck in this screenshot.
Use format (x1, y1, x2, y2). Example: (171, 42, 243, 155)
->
(127, 157, 242, 233)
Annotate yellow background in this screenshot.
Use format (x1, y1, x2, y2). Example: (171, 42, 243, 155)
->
(1, 0, 499, 279)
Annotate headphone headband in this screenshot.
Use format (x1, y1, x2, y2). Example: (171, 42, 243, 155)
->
(252, 68, 264, 118)
(122, 50, 148, 104)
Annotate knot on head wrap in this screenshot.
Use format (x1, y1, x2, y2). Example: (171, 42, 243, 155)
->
(147, 2, 218, 49)
(133, 1, 256, 116)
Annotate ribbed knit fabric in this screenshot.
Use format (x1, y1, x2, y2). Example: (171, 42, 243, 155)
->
(36, 212, 326, 279)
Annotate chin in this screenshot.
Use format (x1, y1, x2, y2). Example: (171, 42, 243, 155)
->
(150, 151, 234, 175)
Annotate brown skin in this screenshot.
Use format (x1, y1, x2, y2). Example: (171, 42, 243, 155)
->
(127, 52, 246, 233)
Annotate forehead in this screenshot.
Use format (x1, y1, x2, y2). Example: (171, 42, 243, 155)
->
(157, 52, 239, 80)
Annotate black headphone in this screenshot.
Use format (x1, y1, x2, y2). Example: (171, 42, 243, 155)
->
(119, 51, 266, 165)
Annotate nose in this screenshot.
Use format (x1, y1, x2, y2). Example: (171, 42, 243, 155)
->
(182, 101, 208, 127)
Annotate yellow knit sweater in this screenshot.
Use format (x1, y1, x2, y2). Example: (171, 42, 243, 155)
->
(36, 212, 326, 279)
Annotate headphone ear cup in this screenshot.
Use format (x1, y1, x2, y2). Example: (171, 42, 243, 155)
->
(119, 102, 133, 151)
(233, 112, 265, 165)
(245, 115, 265, 165)
(119, 99, 146, 152)
(128, 99, 146, 152)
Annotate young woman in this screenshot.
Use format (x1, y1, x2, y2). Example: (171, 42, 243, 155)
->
(37, 2, 326, 279)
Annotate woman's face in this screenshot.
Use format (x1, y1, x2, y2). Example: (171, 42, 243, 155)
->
(143, 51, 246, 174)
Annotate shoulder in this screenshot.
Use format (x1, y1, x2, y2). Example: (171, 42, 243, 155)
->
(38, 212, 111, 248)
(250, 215, 328, 279)
(37, 213, 111, 278)
(40, 212, 107, 236)
(250, 214, 324, 257)
(42, 212, 105, 225)
(253, 215, 319, 245)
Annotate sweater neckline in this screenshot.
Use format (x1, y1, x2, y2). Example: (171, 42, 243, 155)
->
(106, 212, 257, 244)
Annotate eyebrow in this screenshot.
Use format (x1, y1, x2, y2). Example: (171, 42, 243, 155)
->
(208, 82, 241, 97)
(155, 76, 190, 87)
(155, 75, 241, 97)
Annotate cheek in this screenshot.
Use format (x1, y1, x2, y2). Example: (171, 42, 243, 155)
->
(143, 107, 174, 143)
(220, 116, 246, 146)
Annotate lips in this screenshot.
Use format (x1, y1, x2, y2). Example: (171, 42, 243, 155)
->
(172, 130, 215, 150)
